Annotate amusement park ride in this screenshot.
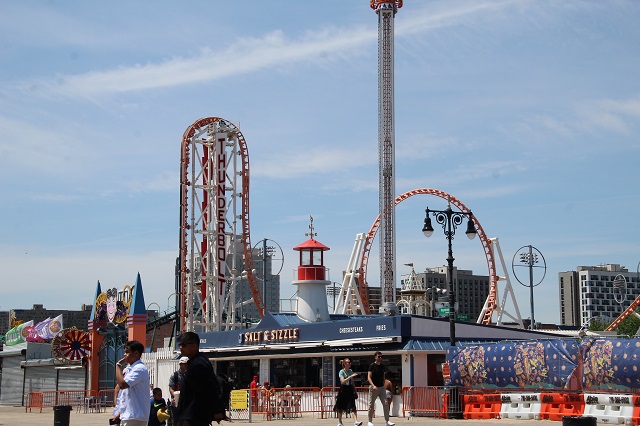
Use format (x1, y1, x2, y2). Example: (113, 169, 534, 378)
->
(172, 0, 522, 333)
(172, 0, 638, 335)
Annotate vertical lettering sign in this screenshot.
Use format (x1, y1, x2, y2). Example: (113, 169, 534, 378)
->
(216, 133, 227, 322)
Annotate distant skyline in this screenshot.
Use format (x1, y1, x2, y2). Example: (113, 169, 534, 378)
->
(1, 1, 639, 325)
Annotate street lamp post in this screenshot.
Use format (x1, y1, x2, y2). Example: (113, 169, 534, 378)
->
(422, 197, 476, 347)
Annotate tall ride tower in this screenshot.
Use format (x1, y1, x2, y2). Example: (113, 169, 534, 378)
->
(371, 0, 402, 308)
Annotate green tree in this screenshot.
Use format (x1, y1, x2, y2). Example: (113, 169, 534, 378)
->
(588, 318, 607, 331)
(616, 315, 640, 337)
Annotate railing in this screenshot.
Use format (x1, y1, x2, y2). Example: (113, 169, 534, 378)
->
(26, 390, 96, 412)
(25, 390, 117, 413)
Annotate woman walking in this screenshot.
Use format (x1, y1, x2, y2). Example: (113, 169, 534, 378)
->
(334, 358, 363, 426)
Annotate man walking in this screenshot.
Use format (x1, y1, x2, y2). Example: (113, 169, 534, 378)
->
(115, 340, 151, 426)
(367, 351, 394, 426)
(176, 331, 225, 426)
(169, 356, 188, 421)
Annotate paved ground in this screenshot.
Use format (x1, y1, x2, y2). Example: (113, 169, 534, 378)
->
(0, 406, 574, 426)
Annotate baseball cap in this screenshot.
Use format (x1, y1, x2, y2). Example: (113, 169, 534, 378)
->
(179, 356, 189, 364)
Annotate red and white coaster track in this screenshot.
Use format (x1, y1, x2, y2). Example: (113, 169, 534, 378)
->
(179, 117, 264, 333)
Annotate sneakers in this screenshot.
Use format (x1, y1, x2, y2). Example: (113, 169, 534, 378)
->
(368, 423, 374, 426)
(386, 422, 395, 426)
(338, 423, 344, 426)
(355, 422, 363, 426)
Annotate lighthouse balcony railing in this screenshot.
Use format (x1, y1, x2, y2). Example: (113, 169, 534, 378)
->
(293, 266, 330, 282)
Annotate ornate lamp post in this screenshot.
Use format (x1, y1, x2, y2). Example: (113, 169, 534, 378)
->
(422, 197, 476, 346)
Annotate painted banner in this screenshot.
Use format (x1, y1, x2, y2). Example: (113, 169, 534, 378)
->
(447, 339, 580, 389)
(27, 318, 52, 342)
(44, 314, 64, 338)
(25, 314, 64, 341)
(4, 320, 34, 345)
(448, 338, 640, 392)
(582, 338, 640, 391)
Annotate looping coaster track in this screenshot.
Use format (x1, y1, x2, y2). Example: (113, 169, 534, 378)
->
(179, 117, 263, 333)
(358, 188, 499, 324)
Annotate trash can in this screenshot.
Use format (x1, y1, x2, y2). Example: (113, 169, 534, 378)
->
(53, 405, 72, 426)
(562, 416, 597, 426)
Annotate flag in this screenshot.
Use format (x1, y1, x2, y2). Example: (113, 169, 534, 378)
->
(25, 325, 44, 342)
(404, 263, 414, 267)
(29, 317, 52, 341)
(4, 320, 33, 345)
(45, 314, 64, 338)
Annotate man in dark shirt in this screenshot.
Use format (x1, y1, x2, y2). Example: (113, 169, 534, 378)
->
(176, 332, 225, 426)
(367, 351, 394, 426)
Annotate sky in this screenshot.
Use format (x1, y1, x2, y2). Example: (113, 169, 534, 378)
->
(1, 0, 639, 325)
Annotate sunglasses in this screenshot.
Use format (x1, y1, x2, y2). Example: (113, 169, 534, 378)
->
(179, 342, 196, 347)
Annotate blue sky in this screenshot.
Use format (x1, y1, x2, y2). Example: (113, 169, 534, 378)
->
(1, 1, 639, 325)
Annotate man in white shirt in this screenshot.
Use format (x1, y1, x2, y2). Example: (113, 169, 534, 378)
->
(115, 340, 151, 426)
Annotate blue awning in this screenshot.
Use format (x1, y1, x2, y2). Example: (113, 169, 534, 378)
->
(402, 339, 493, 351)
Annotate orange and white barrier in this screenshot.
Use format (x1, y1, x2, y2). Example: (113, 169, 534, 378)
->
(540, 392, 585, 421)
(583, 393, 634, 425)
(500, 393, 543, 420)
(631, 395, 640, 426)
(463, 394, 501, 419)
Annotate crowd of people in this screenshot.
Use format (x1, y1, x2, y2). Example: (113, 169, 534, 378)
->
(107, 338, 396, 426)
(110, 333, 226, 426)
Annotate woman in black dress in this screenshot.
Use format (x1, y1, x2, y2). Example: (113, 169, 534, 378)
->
(333, 358, 363, 426)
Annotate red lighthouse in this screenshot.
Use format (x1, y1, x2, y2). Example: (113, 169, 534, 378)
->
(292, 217, 331, 322)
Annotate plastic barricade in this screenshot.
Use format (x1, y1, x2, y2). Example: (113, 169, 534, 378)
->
(631, 395, 640, 426)
(26, 392, 44, 413)
(463, 394, 502, 419)
(583, 393, 634, 425)
(540, 392, 586, 421)
(401, 386, 444, 418)
(500, 393, 543, 420)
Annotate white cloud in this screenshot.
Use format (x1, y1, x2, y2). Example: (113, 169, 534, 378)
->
(8, 1, 536, 100)
(254, 146, 377, 179)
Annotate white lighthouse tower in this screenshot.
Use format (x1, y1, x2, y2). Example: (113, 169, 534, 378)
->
(293, 217, 331, 322)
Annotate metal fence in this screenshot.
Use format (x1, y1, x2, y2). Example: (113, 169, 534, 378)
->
(26, 385, 463, 421)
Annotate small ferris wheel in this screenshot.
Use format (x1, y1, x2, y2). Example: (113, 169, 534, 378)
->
(51, 327, 91, 364)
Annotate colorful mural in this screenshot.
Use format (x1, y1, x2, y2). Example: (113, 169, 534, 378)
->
(448, 339, 580, 389)
(448, 338, 640, 392)
(582, 338, 640, 391)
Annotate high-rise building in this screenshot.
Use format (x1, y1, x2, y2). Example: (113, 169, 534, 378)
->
(359, 266, 489, 320)
(409, 267, 489, 321)
(235, 245, 280, 321)
(559, 264, 640, 327)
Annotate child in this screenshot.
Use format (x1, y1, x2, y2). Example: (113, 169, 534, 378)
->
(148, 387, 168, 426)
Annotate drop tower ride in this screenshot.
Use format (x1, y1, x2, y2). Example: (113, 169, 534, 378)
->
(372, 0, 402, 309)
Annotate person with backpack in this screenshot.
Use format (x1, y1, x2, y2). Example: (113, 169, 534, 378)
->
(176, 332, 226, 426)
(169, 357, 188, 411)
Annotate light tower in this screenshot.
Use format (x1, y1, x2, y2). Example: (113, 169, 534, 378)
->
(371, 0, 402, 310)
